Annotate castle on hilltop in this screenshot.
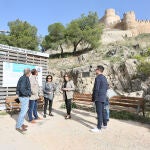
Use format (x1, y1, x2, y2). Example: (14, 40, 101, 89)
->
(100, 9, 150, 36)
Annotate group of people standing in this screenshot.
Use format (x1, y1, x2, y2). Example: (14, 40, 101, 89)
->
(16, 68, 75, 133)
(16, 65, 109, 133)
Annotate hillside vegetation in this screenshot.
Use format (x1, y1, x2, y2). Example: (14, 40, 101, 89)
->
(49, 33, 150, 71)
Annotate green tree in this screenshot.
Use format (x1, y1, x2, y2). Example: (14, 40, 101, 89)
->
(0, 33, 10, 45)
(66, 12, 103, 53)
(42, 23, 65, 55)
(66, 20, 83, 53)
(8, 19, 38, 50)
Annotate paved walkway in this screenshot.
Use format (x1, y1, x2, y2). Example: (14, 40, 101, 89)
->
(0, 100, 150, 150)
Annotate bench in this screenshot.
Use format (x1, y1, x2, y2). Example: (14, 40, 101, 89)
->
(73, 93, 93, 106)
(5, 96, 20, 116)
(5, 96, 44, 116)
(110, 96, 145, 116)
(73, 93, 145, 116)
(38, 96, 44, 109)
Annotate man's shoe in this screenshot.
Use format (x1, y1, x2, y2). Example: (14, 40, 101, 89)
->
(35, 117, 42, 120)
(49, 113, 54, 117)
(22, 124, 28, 129)
(102, 125, 107, 129)
(90, 128, 101, 133)
(43, 114, 46, 118)
(65, 115, 71, 119)
(29, 120, 36, 123)
(16, 128, 27, 133)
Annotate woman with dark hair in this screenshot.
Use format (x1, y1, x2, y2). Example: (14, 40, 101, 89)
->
(28, 69, 41, 123)
(62, 74, 75, 119)
(43, 75, 56, 118)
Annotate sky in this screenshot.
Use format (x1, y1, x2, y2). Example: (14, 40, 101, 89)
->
(0, 0, 149, 36)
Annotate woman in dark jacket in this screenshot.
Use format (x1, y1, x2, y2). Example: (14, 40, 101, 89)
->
(43, 75, 56, 118)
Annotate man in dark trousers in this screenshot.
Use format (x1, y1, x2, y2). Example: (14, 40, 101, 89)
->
(91, 65, 108, 132)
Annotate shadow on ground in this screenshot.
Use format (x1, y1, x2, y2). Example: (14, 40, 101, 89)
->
(53, 109, 96, 129)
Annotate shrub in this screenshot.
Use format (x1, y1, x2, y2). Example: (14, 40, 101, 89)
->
(135, 33, 150, 40)
(0, 111, 7, 115)
(60, 102, 77, 109)
(143, 48, 150, 57)
(110, 110, 150, 124)
(137, 61, 150, 77)
(133, 54, 145, 61)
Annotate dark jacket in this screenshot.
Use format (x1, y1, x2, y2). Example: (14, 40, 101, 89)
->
(16, 75, 31, 97)
(105, 97, 109, 106)
(92, 74, 108, 102)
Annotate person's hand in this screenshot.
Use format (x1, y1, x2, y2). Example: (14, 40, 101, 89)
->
(92, 102, 95, 107)
(62, 88, 67, 91)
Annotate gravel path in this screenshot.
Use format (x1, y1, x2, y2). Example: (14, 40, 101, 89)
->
(0, 100, 150, 150)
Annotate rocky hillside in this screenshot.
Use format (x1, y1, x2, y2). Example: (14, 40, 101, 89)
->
(48, 34, 150, 112)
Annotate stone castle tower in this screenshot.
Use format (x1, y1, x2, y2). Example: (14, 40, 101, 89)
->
(100, 9, 120, 27)
(100, 8, 150, 36)
(123, 11, 137, 30)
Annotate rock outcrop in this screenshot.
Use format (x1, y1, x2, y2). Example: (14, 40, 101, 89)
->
(48, 38, 150, 114)
(60, 59, 141, 94)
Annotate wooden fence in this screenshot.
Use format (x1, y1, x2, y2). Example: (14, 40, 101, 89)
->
(0, 44, 49, 110)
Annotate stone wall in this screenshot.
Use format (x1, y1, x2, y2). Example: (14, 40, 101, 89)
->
(101, 29, 133, 44)
(136, 21, 150, 35)
(60, 59, 141, 94)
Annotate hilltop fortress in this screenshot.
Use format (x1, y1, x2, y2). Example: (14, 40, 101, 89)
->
(100, 9, 150, 43)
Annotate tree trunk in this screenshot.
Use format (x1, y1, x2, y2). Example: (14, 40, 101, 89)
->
(73, 39, 82, 55)
(60, 44, 63, 57)
(73, 43, 77, 54)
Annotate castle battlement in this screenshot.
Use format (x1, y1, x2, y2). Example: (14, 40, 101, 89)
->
(124, 11, 135, 16)
(136, 20, 150, 23)
(100, 9, 150, 36)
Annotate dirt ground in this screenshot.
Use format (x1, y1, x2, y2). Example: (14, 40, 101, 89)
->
(0, 99, 150, 150)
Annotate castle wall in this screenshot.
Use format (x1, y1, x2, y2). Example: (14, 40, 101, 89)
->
(100, 9, 150, 37)
(101, 30, 133, 44)
(114, 21, 124, 30)
(123, 11, 137, 30)
(136, 20, 150, 34)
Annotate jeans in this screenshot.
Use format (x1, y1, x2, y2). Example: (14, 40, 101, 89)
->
(95, 101, 107, 129)
(44, 98, 53, 115)
(28, 100, 38, 121)
(16, 97, 29, 128)
(105, 104, 110, 120)
(65, 99, 72, 115)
